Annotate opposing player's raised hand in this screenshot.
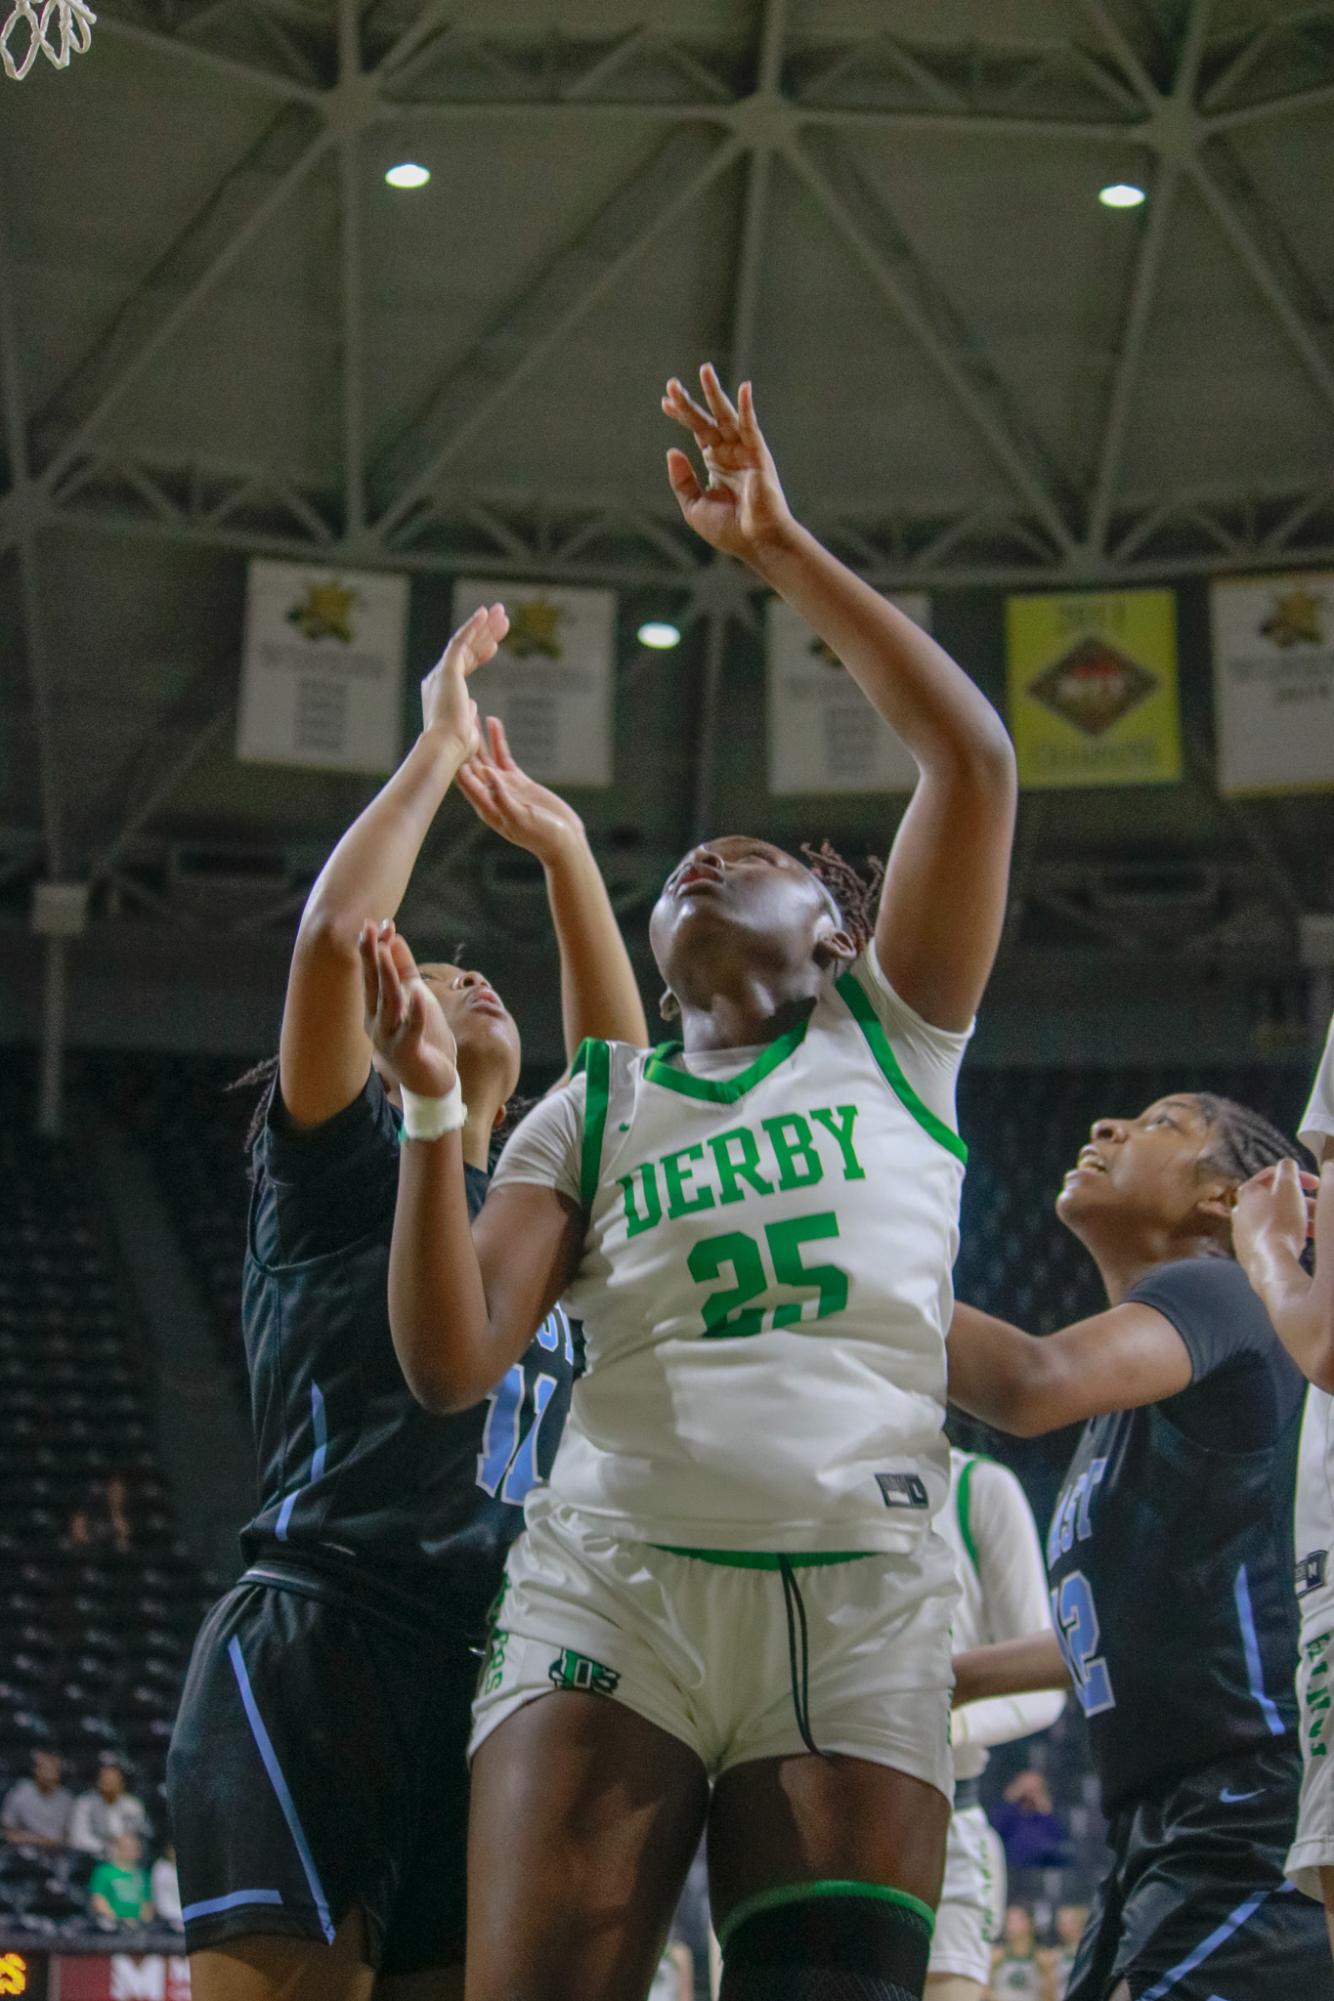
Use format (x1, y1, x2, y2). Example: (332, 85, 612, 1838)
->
(663, 364, 795, 565)
(359, 920, 459, 1101)
(455, 716, 584, 868)
(420, 604, 510, 761)
(1233, 1157, 1318, 1270)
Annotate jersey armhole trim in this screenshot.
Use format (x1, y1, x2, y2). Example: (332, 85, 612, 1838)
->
(957, 1455, 982, 1575)
(834, 968, 968, 1164)
(578, 1039, 611, 1212)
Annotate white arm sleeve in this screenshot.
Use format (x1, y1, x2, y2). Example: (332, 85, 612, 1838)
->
(68, 1796, 100, 1855)
(855, 945, 972, 1138)
(952, 1458, 1066, 1752)
(489, 1072, 586, 1208)
(1301, 1014, 1334, 1159)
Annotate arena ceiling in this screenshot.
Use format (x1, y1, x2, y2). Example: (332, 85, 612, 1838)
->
(2, 0, 1334, 1067)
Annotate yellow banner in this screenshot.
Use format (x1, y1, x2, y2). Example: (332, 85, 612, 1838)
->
(1006, 588, 1181, 789)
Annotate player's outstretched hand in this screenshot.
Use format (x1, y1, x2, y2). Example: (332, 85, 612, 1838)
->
(359, 920, 458, 1100)
(663, 364, 795, 566)
(420, 604, 510, 761)
(455, 717, 584, 868)
(1233, 1157, 1318, 1272)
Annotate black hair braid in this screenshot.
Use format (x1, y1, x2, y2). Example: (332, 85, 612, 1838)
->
(1195, 1093, 1306, 1184)
(1194, 1092, 1308, 1261)
(226, 1054, 526, 1173)
(801, 841, 884, 954)
(226, 1055, 279, 1164)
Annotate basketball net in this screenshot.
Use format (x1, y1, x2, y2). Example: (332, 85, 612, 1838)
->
(1, 0, 95, 78)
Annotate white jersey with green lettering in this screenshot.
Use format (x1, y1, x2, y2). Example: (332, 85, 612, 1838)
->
(491, 947, 968, 1553)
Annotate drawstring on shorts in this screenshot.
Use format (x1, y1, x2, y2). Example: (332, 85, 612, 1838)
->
(777, 1556, 824, 1757)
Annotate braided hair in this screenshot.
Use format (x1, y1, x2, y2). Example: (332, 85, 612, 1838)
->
(225, 1053, 527, 1171)
(1193, 1092, 1308, 1259)
(227, 1055, 279, 1165)
(801, 840, 884, 953)
(1195, 1094, 1306, 1183)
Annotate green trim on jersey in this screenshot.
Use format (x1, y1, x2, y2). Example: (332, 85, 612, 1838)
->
(578, 1039, 611, 1213)
(643, 1016, 811, 1105)
(834, 969, 968, 1164)
(956, 1454, 983, 1575)
(655, 1545, 877, 1570)
(718, 1879, 935, 1954)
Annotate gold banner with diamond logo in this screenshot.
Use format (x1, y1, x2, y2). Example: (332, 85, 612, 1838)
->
(1005, 588, 1182, 789)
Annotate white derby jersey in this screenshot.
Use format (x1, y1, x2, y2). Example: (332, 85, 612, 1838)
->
(493, 951, 967, 1553)
(938, 1450, 1064, 1781)
(1294, 1023, 1334, 1661)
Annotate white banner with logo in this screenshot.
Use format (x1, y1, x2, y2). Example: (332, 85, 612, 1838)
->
(1211, 572, 1334, 795)
(451, 579, 615, 787)
(766, 594, 930, 794)
(237, 559, 409, 773)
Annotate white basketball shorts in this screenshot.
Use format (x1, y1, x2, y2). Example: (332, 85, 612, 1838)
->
(1288, 1623, 1334, 1900)
(471, 1493, 957, 1794)
(928, 1803, 1006, 1984)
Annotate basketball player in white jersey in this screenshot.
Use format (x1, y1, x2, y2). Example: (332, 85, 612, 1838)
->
(1234, 1014, 1334, 1957)
(360, 363, 1017, 2001)
(930, 1450, 1064, 2000)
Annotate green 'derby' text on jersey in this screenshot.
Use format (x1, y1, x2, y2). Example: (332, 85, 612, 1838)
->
(491, 949, 968, 1553)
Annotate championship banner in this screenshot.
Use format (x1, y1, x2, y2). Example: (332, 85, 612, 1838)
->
(1006, 589, 1181, 789)
(766, 594, 929, 795)
(1210, 572, 1334, 795)
(451, 579, 614, 787)
(237, 560, 409, 774)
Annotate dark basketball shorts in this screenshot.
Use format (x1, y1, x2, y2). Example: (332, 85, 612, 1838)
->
(1066, 1743, 1334, 2001)
(167, 1577, 480, 1975)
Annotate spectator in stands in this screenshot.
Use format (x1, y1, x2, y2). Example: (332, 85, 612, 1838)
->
(70, 1754, 149, 1856)
(991, 1904, 1047, 1998)
(1, 1747, 74, 1849)
(152, 1841, 184, 1931)
(1043, 1903, 1088, 2000)
(89, 1831, 154, 1929)
(67, 1474, 133, 1555)
(991, 1769, 1070, 1871)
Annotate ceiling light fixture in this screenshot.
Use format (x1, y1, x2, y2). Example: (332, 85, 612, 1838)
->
(385, 162, 430, 190)
(1099, 182, 1146, 209)
(637, 620, 682, 650)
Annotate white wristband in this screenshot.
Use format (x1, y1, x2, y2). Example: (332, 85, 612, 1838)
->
(400, 1078, 467, 1141)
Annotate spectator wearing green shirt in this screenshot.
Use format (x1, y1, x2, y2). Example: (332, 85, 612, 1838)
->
(89, 1831, 154, 1928)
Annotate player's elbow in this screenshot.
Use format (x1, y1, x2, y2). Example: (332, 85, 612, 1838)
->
(402, 1350, 484, 1416)
(390, 1316, 487, 1415)
(943, 709, 1016, 796)
(294, 900, 363, 967)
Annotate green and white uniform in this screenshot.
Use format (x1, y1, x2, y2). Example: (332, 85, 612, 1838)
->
(471, 947, 967, 1789)
(1288, 1019, 1334, 1900)
(930, 1451, 1064, 1987)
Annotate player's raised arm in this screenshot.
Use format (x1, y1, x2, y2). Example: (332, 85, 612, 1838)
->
(456, 716, 648, 1057)
(663, 363, 1016, 1031)
(1235, 1158, 1334, 1391)
(279, 605, 508, 1130)
(946, 1298, 1193, 1438)
(360, 926, 583, 1413)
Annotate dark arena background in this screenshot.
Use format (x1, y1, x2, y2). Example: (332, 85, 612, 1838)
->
(3, 3, 1334, 1998)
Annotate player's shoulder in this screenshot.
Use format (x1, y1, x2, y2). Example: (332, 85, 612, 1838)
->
(1127, 1253, 1264, 1320)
